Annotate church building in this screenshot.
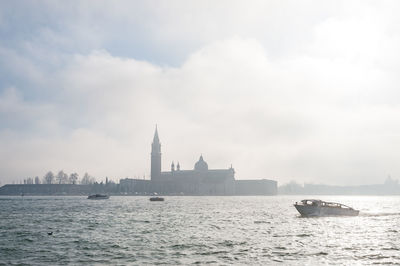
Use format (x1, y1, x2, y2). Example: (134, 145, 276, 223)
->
(150, 126, 236, 195)
(120, 126, 277, 195)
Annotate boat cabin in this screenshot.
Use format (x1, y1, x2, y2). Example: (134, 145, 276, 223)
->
(297, 199, 354, 209)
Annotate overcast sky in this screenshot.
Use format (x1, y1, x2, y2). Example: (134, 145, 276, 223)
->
(1, 1, 400, 185)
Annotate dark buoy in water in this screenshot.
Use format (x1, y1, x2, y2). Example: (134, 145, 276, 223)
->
(47, 232, 53, 235)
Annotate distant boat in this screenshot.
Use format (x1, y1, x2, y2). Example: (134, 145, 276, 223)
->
(149, 197, 164, 202)
(87, 194, 109, 200)
(294, 199, 359, 217)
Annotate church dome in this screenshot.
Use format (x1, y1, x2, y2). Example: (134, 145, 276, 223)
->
(194, 155, 208, 171)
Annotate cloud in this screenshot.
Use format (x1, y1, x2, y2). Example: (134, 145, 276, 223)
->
(2, 1, 400, 185)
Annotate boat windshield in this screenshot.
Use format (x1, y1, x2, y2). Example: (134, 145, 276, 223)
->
(300, 199, 321, 206)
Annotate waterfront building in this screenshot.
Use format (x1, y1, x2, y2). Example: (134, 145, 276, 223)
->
(0, 127, 278, 196)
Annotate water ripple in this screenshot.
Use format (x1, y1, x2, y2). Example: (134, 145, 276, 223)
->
(1, 195, 400, 265)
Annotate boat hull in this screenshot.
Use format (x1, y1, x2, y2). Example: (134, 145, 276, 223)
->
(149, 197, 164, 201)
(87, 194, 109, 200)
(294, 204, 359, 217)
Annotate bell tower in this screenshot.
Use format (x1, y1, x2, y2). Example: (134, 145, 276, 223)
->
(151, 126, 161, 180)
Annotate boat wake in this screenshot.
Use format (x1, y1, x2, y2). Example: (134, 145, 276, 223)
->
(359, 212, 400, 217)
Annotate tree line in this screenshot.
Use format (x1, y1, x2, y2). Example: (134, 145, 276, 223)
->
(23, 171, 98, 185)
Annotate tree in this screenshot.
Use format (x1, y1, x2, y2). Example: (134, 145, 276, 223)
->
(81, 172, 95, 185)
(69, 173, 79, 184)
(56, 170, 68, 184)
(34, 176, 40, 184)
(43, 171, 54, 184)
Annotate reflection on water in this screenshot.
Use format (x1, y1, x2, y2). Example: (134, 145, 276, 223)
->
(0, 195, 399, 265)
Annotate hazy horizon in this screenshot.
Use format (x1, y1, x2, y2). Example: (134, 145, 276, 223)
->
(1, 1, 400, 186)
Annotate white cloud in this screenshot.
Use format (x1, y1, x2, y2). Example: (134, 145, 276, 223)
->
(2, 1, 400, 185)
(1, 35, 400, 185)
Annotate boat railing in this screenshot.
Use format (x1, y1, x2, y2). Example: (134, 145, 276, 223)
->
(296, 200, 354, 209)
(322, 201, 353, 209)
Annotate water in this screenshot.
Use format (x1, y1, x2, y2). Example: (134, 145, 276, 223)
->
(1, 196, 400, 265)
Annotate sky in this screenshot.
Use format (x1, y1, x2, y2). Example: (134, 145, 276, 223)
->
(1, 0, 400, 186)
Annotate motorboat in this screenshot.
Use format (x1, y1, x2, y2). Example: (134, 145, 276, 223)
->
(87, 194, 110, 200)
(149, 197, 164, 202)
(294, 199, 359, 217)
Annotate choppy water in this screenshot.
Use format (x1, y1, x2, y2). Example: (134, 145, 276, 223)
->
(1, 195, 400, 265)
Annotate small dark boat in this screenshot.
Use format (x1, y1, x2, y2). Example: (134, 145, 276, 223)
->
(294, 199, 359, 217)
(87, 194, 109, 200)
(149, 197, 164, 202)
